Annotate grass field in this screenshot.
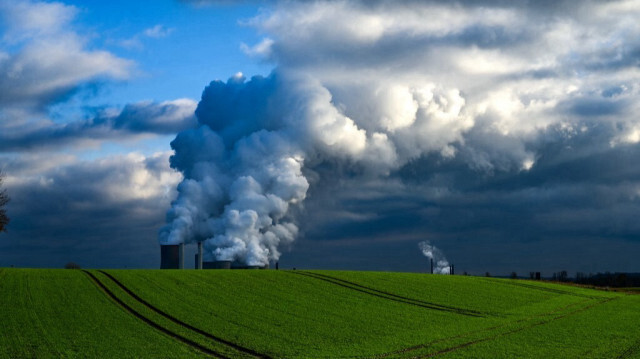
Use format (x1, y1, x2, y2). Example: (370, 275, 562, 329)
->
(1, 268, 638, 358)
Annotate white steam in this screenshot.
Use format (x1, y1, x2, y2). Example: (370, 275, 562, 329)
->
(418, 241, 450, 274)
(158, 70, 471, 266)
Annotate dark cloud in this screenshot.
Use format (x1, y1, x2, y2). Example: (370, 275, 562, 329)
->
(0, 152, 179, 268)
(0, 100, 197, 152)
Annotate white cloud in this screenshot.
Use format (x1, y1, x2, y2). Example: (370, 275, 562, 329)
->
(143, 24, 174, 38)
(0, 0, 133, 115)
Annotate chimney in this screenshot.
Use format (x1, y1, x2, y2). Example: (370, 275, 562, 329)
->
(197, 241, 203, 270)
(160, 244, 184, 269)
(430, 258, 434, 274)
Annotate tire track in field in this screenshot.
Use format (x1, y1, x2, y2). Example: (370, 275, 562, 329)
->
(367, 298, 592, 359)
(82, 270, 226, 359)
(617, 337, 640, 358)
(96, 270, 272, 359)
(289, 271, 485, 317)
(479, 278, 600, 299)
(415, 297, 617, 358)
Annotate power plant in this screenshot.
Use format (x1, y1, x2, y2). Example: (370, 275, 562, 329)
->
(160, 243, 268, 270)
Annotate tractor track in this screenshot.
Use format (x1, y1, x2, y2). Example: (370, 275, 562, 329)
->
(366, 298, 592, 359)
(479, 278, 600, 299)
(95, 270, 272, 359)
(414, 297, 617, 358)
(82, 270, 227, 359)
(617, 337, 640, 358)
(289, 271, 486, 318)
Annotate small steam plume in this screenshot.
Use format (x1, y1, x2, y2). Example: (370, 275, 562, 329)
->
(418, 241, 450, 274)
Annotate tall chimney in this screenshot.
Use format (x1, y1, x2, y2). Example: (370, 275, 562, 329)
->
(197, 241, 203, 270)
(430, 258, 434, 274)
(178, 243, 184, 269)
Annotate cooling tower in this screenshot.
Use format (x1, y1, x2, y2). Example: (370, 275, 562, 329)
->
(160, 244, 184, 269)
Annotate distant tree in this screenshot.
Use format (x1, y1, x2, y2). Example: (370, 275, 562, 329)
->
(0, 172, 9, 233)
(558, 270, 568, 282)
(510, 272, 518, 279)
(64, 262, 81, 269)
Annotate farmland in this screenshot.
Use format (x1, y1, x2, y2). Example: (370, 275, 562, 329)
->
(1, 268, 639, 358)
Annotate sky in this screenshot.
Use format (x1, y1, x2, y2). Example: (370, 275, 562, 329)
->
(1, 0, 640, 276)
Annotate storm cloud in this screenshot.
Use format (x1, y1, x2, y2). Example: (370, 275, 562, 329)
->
(160, 0, 640, 273)
(2, 0, 640, 273)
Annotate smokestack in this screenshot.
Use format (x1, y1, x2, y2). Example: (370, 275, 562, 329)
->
(179, 243, 184, 269)
(430, 258, 433, 274)
(197, 241, 203, 270)
(160, 244, 183, 269)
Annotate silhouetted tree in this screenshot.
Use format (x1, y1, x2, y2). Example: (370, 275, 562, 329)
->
(0, 172, 9, 233)
(558, 270, 568, 282)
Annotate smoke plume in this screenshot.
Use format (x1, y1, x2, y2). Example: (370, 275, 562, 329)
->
(158, 68, 470, 265)
(418, 241, 450, 274)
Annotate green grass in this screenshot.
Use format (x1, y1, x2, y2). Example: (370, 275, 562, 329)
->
(0, 268, 208, 359)
(1, 267, 638, 358)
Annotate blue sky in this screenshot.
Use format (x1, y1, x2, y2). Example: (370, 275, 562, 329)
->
(2, 0, 640, 275)
(50, 0, 270, 115)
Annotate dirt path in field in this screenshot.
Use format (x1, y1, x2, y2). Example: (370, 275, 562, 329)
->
(289, 271, 486, 317)
(82, 270, 227, 358)
(94, 270, 272, 359)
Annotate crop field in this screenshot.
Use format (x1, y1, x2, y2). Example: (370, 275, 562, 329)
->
(1, 268, 639, 358)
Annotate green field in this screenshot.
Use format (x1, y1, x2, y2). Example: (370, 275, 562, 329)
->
(1, 268, 639, 358)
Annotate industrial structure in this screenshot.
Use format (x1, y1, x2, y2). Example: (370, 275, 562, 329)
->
(160, 243, 268, 270)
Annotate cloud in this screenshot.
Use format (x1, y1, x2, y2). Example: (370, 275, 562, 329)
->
(0, 99, 197, 152)
(0, 0, 133, 116)
(143, 25, 174, 38)
(157, 0, 640, 272)
(120, 24, 175, 49)
(0, 151, 181, 268)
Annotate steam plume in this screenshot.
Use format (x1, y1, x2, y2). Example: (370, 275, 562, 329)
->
(158, 68, 470, 266)
(418, 241, 450, 274)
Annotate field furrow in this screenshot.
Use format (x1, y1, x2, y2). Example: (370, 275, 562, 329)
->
(294, 271, 487, 317)
(83, 270, 225, 358)
(415, 297, 615, 358)
(96, 270, 271, 359)
(2, 268, 637, 358)
(368, 296, 597, 359)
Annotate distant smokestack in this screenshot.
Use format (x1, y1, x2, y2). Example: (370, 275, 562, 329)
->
(197, 241, 203, 270)
(430, 258, 434, 274)
(160, 244, 184, 269)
